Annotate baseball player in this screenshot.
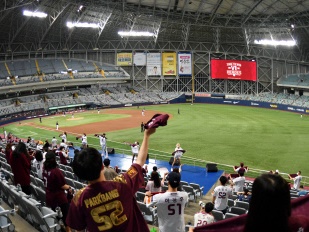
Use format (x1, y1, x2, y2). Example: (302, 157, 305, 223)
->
(59, 132, 67, 143)
(94, 133, 108, 157)
(76, 133, 87, 149)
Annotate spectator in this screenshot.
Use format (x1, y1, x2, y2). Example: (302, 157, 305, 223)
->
(60, 139, 67, 149)
(32, 150, 44, 179)
(51, 136, 58, 149)
(43, 152, 72, 232)
(289, 171, 302, 190)
(212, 176, 232, 214)
(58, 146, 69, 165)
(4, 143, 12, 165)
(298, 185, 308, 197)
(244, 173, 309, 232)
(10, 142, 32, 195)
(233, 162, 248, 175)
(149, 166, 161, 177)
(144, 171, 166, 204)
(230, 172, 246, 192)
(102, 158, 118, 180)
(152, 172, 188, 232)
(236, 188, 252, 202)
(193, 202, 215, 227)
(66, 127, 156, 231)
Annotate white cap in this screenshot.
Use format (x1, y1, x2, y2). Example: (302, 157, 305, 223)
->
(276, 169, 279, 173)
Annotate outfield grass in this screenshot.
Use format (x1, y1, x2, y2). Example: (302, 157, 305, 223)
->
(3, 103, 309, 179)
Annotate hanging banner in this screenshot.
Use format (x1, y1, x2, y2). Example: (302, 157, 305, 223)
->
(178, 52, 192, 76)
(162, 52, 176, 76)
(133, 52, 146, 66)
(147, 53, 161, 76)
(116, 53, 132, 66)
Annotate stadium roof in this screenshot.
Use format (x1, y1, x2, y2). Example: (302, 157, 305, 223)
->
(1, 0, 309, 60)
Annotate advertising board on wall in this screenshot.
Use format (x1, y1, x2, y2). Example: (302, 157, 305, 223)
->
(116, 53, 133, 66)
(147, 53, 161, 76)
(178, 52, 192, 76)
(162, 52, 177, 76)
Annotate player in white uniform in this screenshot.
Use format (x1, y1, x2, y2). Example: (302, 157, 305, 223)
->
(152, 172, 188, 232)
(289, 171, 302, 190)
(171, 143, 185, 171)
(193, 202, 215, 227)
(95, 133, 107, 157)
(212, 176, 232, 214)
(125, 141, 140, 163)
(59, 132, 67, 143)
(230, 172, 246, 192)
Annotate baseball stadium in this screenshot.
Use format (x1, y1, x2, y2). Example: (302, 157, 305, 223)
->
(0, 0, 308, 231)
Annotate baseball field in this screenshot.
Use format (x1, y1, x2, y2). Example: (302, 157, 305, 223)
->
(2, 103, 309, 181)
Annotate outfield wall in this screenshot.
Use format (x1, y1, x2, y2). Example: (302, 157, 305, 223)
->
(194, 96, 309, 114)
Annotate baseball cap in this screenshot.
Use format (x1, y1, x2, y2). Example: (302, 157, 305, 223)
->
(144, 114, 169, 129)
(103, 158, 110, 167)
(166, 172, 181, 188)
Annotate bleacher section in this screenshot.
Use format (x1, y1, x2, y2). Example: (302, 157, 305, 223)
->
(0, 86, 183, 117)
(277, 73, 309, 88)
(0, 59, 130, 87)
(235, 92, 309, 108)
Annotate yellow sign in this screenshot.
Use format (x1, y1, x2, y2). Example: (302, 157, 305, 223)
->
(162, 53, 176, 76)
(117, 53, 132, 66)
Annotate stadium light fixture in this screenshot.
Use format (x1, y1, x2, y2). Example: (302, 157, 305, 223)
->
(254, 39, 296, 46)
(118, 31, 154, 37)
(66, 22, 100, 28)
(23, 10, 47, 18)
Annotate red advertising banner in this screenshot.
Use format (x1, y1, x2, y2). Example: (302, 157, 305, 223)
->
(211, 59, 257, 81)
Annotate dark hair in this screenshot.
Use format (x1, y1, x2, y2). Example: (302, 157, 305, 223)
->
(12, 142, 29, 158)
(244, 188, 249, 195)
(239, 172, 244, 177)
(240, 162, 244, 167)
(150, 171, 161, 188)
(103, 159, 110, 167)
(219, 176, 228, 185)
(153, 166, 158, 171)
(44, 152, 57, 170)
(244, 174, 291, 232)
(5, 143, 12, 153)
(35, 150, 43, 162)
(205, 202, 214, 213)
(72, 147, 103, 181)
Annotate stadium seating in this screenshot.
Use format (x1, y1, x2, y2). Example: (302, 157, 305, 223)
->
(137, 202, 158, 226)
(0, 206, 15, 231)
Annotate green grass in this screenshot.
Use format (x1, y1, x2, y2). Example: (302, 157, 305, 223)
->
(3, 104, 309, 180)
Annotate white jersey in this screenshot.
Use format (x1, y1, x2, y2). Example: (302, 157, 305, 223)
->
(213, 185, 233, 210)
(293, 175, 302, 189)
(194, 212, 215, 227)
(81, 135, 87, 144)
(32, 159, 44, 179)
(61, 134, 67, 143)
(152, 191, 188, 232)
(99, 136, 107, 146)
(233, 176, 246, 192)
(51, 138, 57, 147)
(131, 144, 139, 154)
